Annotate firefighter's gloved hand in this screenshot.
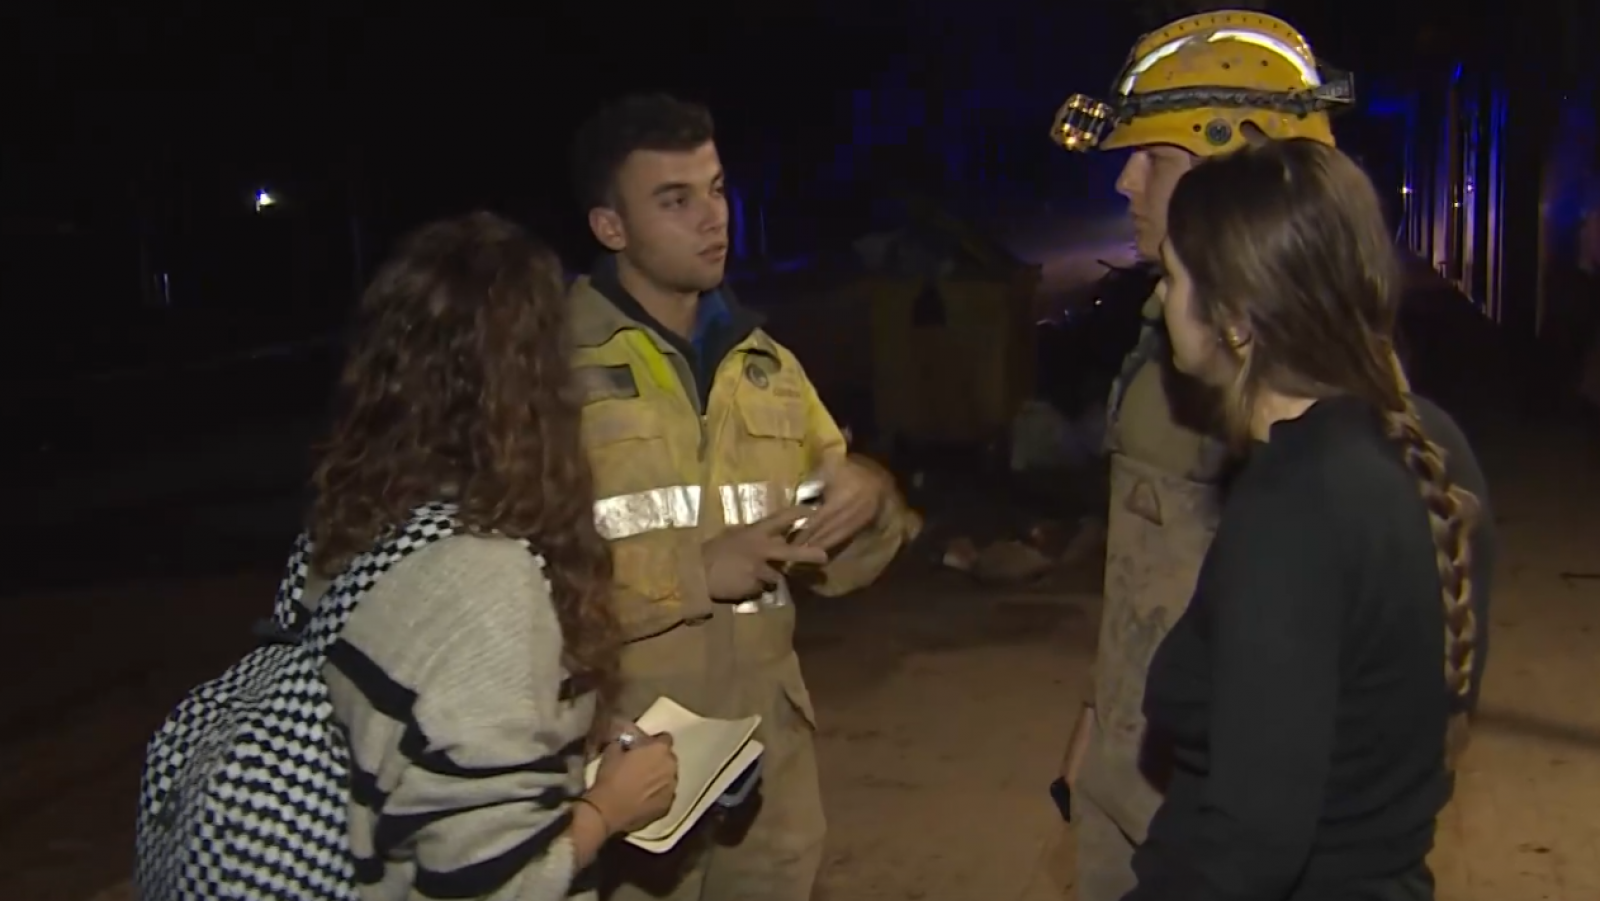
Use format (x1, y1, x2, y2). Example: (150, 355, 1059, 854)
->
(796, 456, 888, 552)
(703, 505, 828, 600)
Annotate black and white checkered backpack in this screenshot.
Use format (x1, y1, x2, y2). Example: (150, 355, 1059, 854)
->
(134, 503, 465, 901)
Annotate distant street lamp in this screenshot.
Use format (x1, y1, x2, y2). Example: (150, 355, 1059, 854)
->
(254, 189, 277, 212)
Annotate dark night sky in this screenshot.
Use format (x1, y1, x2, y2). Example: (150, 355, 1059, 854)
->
(3, 1, 1572, 358)
(8, 7, 923, 214)
(4, 1, 1550, 183)
(6, 3, 1136, 293)
(3, 7, 943, 330)
(5, 1, 1514, 213)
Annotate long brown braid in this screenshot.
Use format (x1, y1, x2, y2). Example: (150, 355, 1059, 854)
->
(1379, 356, 1481, 703)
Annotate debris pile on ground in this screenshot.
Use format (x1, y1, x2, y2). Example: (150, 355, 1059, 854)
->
(952, 538, 1054, 585)
(938, 515, 1106, 586)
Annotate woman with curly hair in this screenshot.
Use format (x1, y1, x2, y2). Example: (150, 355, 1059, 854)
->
(304, 212, 677, 900)
(1123, 140, 1487, 901)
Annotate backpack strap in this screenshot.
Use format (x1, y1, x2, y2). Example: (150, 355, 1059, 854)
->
(267, 532, 316, 634)
(302, 502, 462, 658)
(254, 502, 537, 657)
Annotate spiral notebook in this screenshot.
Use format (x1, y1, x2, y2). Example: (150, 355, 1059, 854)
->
(584, 697, 764, 853)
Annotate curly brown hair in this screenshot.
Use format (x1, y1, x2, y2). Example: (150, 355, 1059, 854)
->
(309, 211, 618, 707)
(1166, 139, 1480, 702)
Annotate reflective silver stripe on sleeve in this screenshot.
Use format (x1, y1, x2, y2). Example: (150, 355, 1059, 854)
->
(593, 486, 702, 540)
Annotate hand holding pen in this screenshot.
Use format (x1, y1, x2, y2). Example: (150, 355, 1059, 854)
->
(580, 722, 678, 835)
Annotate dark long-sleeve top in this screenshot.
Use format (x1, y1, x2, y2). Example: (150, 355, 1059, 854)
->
(1125, 395, 1490, 901)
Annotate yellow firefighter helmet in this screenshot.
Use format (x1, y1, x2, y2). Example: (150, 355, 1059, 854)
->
(1051, 10, 1353, 157)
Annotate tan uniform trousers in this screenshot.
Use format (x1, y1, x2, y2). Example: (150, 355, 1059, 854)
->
(600, 607, 825, 901)
(1074, 452, 1219, 901)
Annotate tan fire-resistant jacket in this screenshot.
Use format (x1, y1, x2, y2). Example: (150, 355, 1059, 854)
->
(568, 276, 916, 648)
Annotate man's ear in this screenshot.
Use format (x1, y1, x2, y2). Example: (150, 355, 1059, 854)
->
(588, 207, 626, 252)
(1239, 121, 1270, 148)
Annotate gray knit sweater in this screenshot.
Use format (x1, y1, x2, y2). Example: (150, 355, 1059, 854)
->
(306, 534, 598, 901)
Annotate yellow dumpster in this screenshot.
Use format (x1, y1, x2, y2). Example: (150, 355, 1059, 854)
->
(844, 265, 1040, 447)
(744, 193, 1041, 448)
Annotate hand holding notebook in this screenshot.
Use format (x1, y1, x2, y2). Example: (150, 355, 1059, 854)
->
(586, 698, 765, 853)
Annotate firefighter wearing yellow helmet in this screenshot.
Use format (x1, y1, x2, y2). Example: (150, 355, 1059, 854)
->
(1049, 12, 1352, 901)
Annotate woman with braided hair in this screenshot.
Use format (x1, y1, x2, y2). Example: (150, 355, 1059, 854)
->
(1119, 138, 1489, 901)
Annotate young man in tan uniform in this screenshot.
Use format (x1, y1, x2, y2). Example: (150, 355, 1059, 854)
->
(566, 94, 919, 901)
(1047, 12, 1352, 900)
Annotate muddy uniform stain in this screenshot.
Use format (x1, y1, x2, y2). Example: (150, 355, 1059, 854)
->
(1081, 449, 1221, 836)
(1073, 295, 1229, 901)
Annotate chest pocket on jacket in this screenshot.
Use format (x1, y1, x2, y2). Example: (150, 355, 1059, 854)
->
(735, 394, 808, 488)
(583, 401, 685, 534)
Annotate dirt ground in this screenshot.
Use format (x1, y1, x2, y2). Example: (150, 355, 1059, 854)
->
(16, 417, 1600, 901)
(799, 557, 1102, 901)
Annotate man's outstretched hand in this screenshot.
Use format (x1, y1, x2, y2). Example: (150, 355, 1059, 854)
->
(795, 456, 888, 552)
(703, 505, 829, 600)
